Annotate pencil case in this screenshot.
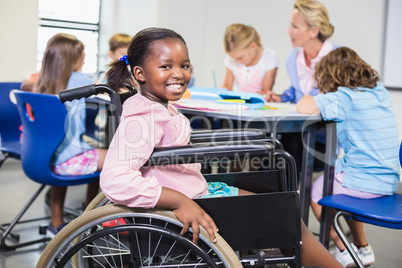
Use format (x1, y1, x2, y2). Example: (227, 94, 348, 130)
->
(217, 90, 265, 110)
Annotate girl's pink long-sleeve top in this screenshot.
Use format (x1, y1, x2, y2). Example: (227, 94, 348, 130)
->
(100, 94, 208, 208)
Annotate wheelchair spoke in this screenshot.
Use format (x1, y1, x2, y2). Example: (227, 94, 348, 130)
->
(81, 241, 126, 267)
(104, 231, 120, 267)
(159, 240, 177, 265)
(179, 249, 192, 266)
(81, 245, 131, 258)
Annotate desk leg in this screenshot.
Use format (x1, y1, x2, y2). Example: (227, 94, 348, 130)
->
(299, 126, 316, 226)
(319, 122, 337, 247)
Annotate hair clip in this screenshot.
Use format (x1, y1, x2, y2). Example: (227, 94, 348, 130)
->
(120, 55, 129, 65)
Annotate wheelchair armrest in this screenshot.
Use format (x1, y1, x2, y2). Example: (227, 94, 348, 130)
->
(260, 137, 283, 150)
(190, 130, 283, 150)
(145, 141, 274, 166)
(145, 141, 297, 190)
(190, 128, 265, 143)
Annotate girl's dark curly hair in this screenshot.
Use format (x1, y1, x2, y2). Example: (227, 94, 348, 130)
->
(106, 27, 187, 93)
(314, 47, 379, 93)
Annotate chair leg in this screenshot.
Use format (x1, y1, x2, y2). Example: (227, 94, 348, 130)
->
(333, 211, 365, 268)
(0, 152, 8, 169)
(0, 184, 51, 251)
(294, 244, 301, 267)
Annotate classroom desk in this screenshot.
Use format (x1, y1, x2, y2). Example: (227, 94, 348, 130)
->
(175, 99, 337, 247)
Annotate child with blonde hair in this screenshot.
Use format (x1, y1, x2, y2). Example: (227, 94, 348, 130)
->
(96, 33, 132, 83)
(222, 23, 278, 99)
(108, 33, 132, 60)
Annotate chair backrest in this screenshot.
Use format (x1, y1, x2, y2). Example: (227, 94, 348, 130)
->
(14, 91, 99, 186)
(400, 141, 402, 167)
(0, 82, 22, 156)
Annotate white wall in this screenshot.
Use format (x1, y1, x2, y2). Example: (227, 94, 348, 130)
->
(1, 0, 401, 138)
(98, 0, 159, 69)
(0, 0, 38, 82)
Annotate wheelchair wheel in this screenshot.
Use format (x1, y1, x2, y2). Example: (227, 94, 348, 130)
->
(37, 204, 242, 268)
(83, 191, 109, 213)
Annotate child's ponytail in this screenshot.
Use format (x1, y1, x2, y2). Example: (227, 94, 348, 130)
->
(106, 57, 135, 93)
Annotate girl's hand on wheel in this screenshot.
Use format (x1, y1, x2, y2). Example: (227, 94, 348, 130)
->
(156, 187, 219, 244)
(174, 197, 218, 244)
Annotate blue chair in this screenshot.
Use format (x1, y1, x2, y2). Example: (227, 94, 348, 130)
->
(188, 76, 195, 88)
(318, 142, 402, 268)
(0, 82, 22, 168)
(0, 91, 100, 251)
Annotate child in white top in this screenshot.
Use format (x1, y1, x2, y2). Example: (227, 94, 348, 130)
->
(222, 23, 279, 97)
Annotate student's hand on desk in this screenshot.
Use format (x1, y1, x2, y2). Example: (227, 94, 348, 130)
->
(265, 91, 282, 102)
(174, 197, 218, 244)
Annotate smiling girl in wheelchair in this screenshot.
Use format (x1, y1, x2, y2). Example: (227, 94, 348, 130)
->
(100, 27, 342, 267)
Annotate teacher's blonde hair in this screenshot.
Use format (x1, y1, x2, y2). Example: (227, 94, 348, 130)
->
(294, 0, 334, 42)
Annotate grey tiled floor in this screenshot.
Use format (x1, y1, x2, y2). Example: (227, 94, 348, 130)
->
(0, 158, 402, 267)
(0, 159, 85, 268)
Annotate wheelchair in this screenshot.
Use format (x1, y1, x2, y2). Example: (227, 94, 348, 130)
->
(36, 84, 302, 268)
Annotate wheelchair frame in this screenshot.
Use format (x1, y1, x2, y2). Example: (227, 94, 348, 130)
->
(36, 84, 302, 267)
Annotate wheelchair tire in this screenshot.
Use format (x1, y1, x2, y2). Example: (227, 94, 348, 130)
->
(83, 191, 109, 213)
(37, 204, 242, 268)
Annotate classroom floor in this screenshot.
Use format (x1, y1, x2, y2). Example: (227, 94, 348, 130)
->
(1, 158, 402, 268)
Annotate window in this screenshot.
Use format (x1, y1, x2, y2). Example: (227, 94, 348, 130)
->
(37, 0, 100, 74)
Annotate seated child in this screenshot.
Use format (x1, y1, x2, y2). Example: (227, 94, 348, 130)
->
(297, 46, 400, 267)
(33, 33, 107, 237)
